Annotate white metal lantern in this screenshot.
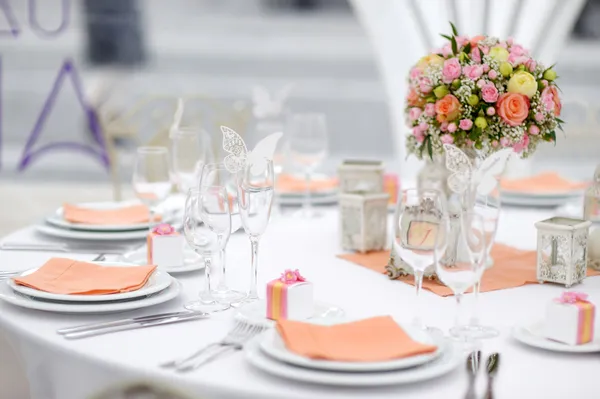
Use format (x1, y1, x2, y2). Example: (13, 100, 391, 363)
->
(339, 192, 389, 253)
(338, 160, 384, 194)
(535, 217, 592, 288)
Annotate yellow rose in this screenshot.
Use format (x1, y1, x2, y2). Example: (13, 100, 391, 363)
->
(507, 71, 538, 98)
(489, 46, 509, 62)
(417, 54, 444, 70)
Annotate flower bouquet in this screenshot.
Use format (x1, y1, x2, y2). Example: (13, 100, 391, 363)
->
(406, 23, 563, 160)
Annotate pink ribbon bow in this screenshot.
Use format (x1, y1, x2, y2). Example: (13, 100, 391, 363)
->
(152, 223, 175, 235)
(557, 291, 589, 304)
(279, 269, 306, 284)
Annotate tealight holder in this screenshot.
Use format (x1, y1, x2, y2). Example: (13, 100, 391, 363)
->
(338, 160, 384, 194)
(535, 217, 592, 288)
(339, 191, 389, 253)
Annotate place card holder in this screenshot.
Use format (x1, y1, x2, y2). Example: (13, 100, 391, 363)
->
(338, 160, 384, 195)
(339, 191, 389, 253)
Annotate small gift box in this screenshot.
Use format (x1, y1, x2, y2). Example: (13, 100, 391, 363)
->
(266, 269, 314, 321)
(338, 160, 384, 194)
(339, 192, 389, 253)
(544, 291, 595, 345)
(147, 223, 184, 268)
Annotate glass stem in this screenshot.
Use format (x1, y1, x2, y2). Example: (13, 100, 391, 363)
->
(303, 170, 311, 216)
(217, 248, 227, 291)
(203, 256, 213, 299)
(248, 237, 260, 300)
(471, 279, 481, 325)
(413, 269, 424, 328)
(148, 207, 155, 232)
(455, 292, 464, 329)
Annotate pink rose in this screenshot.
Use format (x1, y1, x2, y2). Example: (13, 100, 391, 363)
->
(483, 64, 490, 72)
(409, 107, 422, 121)
(488, 70, 498, 80)
(496, 93, 530, 127)
(456, 35, 469, 47)
(442, 44, 452, 57)
(477, 79, 486, 88)
(407, 88, 425, 107)
(440, 121, 449, 132)
(413, 127, 424, 143)
(526, 59, 537, 72)
(463, 65, 484, 80)
(492, 140, 499, 147)
(481, 46, 490, 55)
(487, 107, 496, 116)
(541, 86, 562, 116)
(470, 48, 482, 63)
(441, 134, 454, 144)
(500, 137, 510, 147)
(442, 58, 462, 84)
(529, 125, 540, 135)
(418, 122, 429, 132)
(435, 94, 461, 123)
(447, 122, 457, 133)
(510, 44, 526, 56)
(419, 77, 433, 93)
(513, 134, 530, 153)
(424, 103, 436, 117)
(509, 54, 529, 66)
(459, 119, 473, 130)
(535, 112, 545, 122)
(498, 41, 508, 49)
(410, 67, 422, 79)
(481, 83, 499, 103)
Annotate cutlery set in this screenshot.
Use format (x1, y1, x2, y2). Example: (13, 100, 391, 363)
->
(465, 351, 500, 399)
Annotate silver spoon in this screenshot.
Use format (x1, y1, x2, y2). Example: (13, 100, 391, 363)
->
(464, 350, 481, 399)
(484, 353, 500, 399)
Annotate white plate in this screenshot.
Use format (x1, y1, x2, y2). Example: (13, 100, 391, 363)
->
(0, 278, 181, 314)
(511, 321, 600, 353)
(500, 194, 579, 208)
(121, 246, 204, 273)
(35, 223, 153, 241)
(259, 326, 444, 372)
(501, 189, 585, 199)
(234, 301, 345, 328)
(276, 194, 338, 206)
(7, 261, 172, 302)
(46, 201, 173, 232)
(246, 336, 461, 387)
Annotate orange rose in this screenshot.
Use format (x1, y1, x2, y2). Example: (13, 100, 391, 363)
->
(470, 35, 485, 47)
(542, 86, 562, 117)
(435, 94, 461, 123)
(496, 93, 530, 127)
(407, 88, 425, 107)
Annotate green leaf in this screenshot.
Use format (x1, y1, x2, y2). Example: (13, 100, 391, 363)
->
(451, 36, 458, 55)
(556, 118, 565, 124)
(463, 42, 472, 54)
(440, 34, 452, 41)
(427, 136, 433, 159)
(450, 22, 458, 36)
(549, 130, 557, 144)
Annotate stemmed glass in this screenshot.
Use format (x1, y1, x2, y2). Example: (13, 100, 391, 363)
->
(394, 188, 448, 331)
(237, 159, 275, 301)
(171, 127, 209, 193)
(436, 212, 485, 339)
(182, 187, 231, 313)
(132, 147, 172, 230)
(198, 163, 246, 303)
(287, 113, 328, 218)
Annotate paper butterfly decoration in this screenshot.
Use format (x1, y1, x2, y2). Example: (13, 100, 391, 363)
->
(443, 144, 513, 195)
(221, 125, 282, 175)
(252, 84, 294, 119)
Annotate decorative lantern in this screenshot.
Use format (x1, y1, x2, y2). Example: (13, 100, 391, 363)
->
(339, 192, 389, 253)
(338, 160, 384, 194)
(535, 217, 592, 287)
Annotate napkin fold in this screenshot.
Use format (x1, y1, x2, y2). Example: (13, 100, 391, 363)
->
(500, 172, 588, 194)
(276, 316, 437, 362)
(13, 258, 157, 295)
(276, 174, 338, 194)
(338, 244, 600, 297)
(63, 203, 159, 225)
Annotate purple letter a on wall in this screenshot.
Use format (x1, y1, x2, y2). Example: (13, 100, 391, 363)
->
(18, 59, 109, 171)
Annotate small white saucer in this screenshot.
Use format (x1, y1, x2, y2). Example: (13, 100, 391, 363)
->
(512, 321, 600, 353)
(234, 300, 345, 328)
(121, 246, 204, 274)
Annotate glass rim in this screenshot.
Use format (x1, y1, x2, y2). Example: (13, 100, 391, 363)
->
(137, 146, 168, 154)
(171, 126, 204, 135)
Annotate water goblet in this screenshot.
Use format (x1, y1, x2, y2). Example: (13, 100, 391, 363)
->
(171, 127, 209, 193)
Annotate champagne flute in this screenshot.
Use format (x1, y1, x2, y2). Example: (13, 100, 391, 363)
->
(132, 147, 172, 230)
(237, 159, 275, 301)
(394, 188, 447, 331)
(171, 127, 209, 193)
(198, 163, 246, 303)
(287, 113, 328, 218)
(183, 187, 230, 313)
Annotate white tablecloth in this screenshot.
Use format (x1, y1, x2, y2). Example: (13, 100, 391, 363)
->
(1, 208, 599, 399)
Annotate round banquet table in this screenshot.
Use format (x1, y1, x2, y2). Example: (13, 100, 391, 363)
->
(0, 207, 599, 399)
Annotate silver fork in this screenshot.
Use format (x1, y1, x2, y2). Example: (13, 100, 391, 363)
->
(0, 254, 106, 279)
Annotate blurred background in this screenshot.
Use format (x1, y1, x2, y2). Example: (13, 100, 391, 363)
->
(1, 0, 600, 235)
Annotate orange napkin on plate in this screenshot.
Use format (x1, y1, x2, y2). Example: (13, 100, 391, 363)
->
(13, 258, 157, 295)
(338, 244, 600, 297)
(276, 174, 338, 194)
(63, 203, 160, 225)
(276, 316, 437, 362)
(500, 172, 588, 194)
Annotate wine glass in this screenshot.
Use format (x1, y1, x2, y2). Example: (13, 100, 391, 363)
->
(198, 163, 246, 303)
(436, 212, 484, 339)
(183, 187, 231, 313)
(394, 188, 448, 331)
(132, 147, 172, 230)
(171, 127, 209, 193)
(237, 159, 275, 301)
(287, 113, 328, 218)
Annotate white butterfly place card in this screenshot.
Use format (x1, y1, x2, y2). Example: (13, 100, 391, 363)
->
(252, 84, 294, 119)
(221, 126, 282, 175)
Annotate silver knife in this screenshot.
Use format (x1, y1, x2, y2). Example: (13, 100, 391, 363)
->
(57, 310, 201, 335)
(62, 312, 210, 339)
(0, 242, 131, 255)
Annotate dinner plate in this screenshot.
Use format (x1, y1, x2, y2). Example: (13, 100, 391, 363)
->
(245, 336, 461, 387)
(46, 201, 174, 232)
(121, 246, 204, 273)
(234, 301, 345, 328)
(500, 193, 580, 208)
(259, 326, 444, 372)
(35, 223, 156, 241)
(0, 278, 181, 314)
(7, 261, 172, 302)
(276, 193, 338, 206)
(511, 321, 600, 353)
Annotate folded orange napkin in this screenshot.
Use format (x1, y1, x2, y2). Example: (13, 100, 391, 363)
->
(276, 174, 338, 194)
(276, 316, 437, 362)
(13, 258, 157, 295)
(338, 244, 600, 297)
(500, 172, 588, 194)
(63, 203, 160, 225)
